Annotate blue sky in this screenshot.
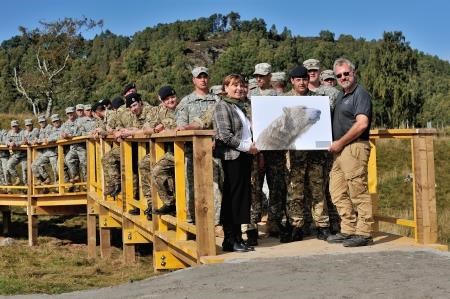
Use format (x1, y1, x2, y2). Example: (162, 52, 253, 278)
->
(1, 0, 449, 61)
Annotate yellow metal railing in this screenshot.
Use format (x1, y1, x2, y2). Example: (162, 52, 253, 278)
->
(368, 128, 438, 244)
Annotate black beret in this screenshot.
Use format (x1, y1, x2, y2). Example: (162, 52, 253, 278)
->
(111, 96, 125, 109)
(290, 65, 309, 79)
(92, 102, 105, 112)
(158, 85, 176, 101)
(122, 82, 136, 96)
(98, 98, 111, 106)
(125, 92, 142, 108)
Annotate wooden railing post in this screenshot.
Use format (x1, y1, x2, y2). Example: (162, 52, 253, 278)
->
(368, 138, 379, 232)
(411, 134, 438, 244)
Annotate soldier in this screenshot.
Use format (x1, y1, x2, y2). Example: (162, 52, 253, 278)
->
(61, 106, 87, 184)
(176, 66, 220, 222)
(82, 104, 97, 133)
(32, 114, 63, 185)
(115, 92, 154, 215)
(282, 65, 331, 243)
(303, 58, 341, 234)
(75, 104, 85, 119)
(5, 120, 25, 186)
(271, 71, 287, 94)
(320, 69, 337, 87)
(248, 62, 286, 242)
(0, 129, 8, 188)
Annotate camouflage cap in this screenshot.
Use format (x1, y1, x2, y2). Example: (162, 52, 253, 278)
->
(11, 120, 19, 127)
(191, 66, 209, 78)
(38, 115, 46, 123)
(51, 114, 60, 122)
(303, 59, 321, 71)
(76, 104, 85, 111)
(209, 85, 223, 95)
(24, 119, 33, 126)
(253, 63, 272, 76)
(271, 72, 286, 82)
(65, 106, 75, 114)
(84, 104, 92, 111)
(249, 78, 257, 89)
(320, 69, 336, 81)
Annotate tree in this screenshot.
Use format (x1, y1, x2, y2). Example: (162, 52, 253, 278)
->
(319, 30, 335, 42)
(13, 17, 102, 117)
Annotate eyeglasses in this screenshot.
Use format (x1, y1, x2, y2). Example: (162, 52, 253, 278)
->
(336, 71, 351, 79)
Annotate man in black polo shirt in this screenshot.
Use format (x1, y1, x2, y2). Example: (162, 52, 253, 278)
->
(327, 58, 374, 247)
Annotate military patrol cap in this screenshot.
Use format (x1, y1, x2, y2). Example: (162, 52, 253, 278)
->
(111, 96, 125, 109)
(290, 65, 309, 78)
(65, 106, 75, 114)
(303, 59, 321, 71)
(11, 120, 19, 127)
(158, 85, 176, 101)
(122, 82, 136, 96)
(38, 115, 46, 123)
(125, 92, 142, 108)
(253, 63, 272, 76)
(84, 104, 92, 111)
(191, 66, 209, 78)
(209, 85, 223, 95)
(320, 69, 336, 81)
(51, 114, 60, 122)
(271, 72, 286, 82)
(76, 104, 85, 111)
(24, 119, 33, 126)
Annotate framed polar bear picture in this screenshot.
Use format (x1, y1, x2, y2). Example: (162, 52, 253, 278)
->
(251, 96, 332, 151)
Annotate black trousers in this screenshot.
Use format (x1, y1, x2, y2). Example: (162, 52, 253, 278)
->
(221, 153, 252, 225)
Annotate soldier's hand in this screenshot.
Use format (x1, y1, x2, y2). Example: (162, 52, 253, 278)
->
(248, 143, 259, 155)
(154, 124, 164, 133)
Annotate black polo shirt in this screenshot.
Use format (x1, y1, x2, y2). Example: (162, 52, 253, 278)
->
(332, 84, 372, 141)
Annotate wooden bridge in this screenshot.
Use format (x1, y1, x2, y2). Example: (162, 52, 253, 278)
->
(0, 129, 445, 272)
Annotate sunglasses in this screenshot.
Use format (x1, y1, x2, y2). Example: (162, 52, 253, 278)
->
(336, 71, 352, 79)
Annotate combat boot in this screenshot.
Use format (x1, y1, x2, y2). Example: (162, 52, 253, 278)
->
(291, 227, 304, 242)
(110, 184, 121, 197)
(279, 223, 293, 243)
(246, 229, 258, 246)
(144, 207, 152, 221)
(128, 207, 140, 215)
(327, 232, 353, 243)
(343, 235, 374, 247)
(316, 227, 331, 241)
(153, 204, 176, 215)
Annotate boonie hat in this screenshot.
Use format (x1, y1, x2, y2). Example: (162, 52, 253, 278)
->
(253, 63, 272, 76)
(303, 59, 320, 71)
(191, 67, 209, 78)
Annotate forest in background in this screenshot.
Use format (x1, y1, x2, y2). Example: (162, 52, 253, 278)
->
(0, 12, 449, 128)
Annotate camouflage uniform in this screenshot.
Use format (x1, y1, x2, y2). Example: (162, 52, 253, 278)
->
(20, 127, 39, 184)
(5, 129, 25, 185)
(80, 116, 97, 133)
(284, 88, 330, 231)
(0, 130, 9, 185)
(176, 92, 220, 222)
(61, 118, 87, 181)
(248, 87, 287, 232)
(139, 105, 177, 211)
(31, 123, 53, 182)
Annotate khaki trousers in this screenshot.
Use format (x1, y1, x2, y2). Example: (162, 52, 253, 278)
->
(329, 141, 374, 237)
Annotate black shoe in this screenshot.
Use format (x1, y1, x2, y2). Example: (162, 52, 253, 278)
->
(343, 235, 374, 247)
(240, 241, 255, 251)
(317, 227, 331, 241)
(291, 227, 304, 242)
(222, 241, 249, 253)
(153, 204, 176, 215)
(279, 224, 293, 243)
(110, 185, 121, 197)
(327, 233, 353, 243)
(128, 207, 140, 215)
(246, 229, 258, 246)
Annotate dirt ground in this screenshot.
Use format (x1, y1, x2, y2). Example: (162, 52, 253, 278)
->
(11, 248, 450, 299)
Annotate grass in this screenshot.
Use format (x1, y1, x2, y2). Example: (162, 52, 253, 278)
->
(0, 213, 156, 295)
(375, 136, 450, 246)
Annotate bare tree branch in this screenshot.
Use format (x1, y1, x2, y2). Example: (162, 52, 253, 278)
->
(13, 67, 40, 116)
(49, 53, 69, 81)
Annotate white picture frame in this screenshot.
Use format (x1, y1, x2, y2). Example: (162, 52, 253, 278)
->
(251, 96, 332, 151)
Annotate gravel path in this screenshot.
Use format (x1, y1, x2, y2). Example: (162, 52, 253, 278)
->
(10, 249, 450, 299)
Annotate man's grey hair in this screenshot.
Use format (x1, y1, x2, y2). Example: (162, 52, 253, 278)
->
(333, 58, 356, 73)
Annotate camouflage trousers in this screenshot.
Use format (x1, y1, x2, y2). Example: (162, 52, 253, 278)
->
(175, 149, 222, 225)
(102, 146, 121, 189)
(7, 152, 27, 184)
(138, 153, 152, 210)
(287, 150, 330, 229)
(65, 144, 87, 181)
(247, 151, 287, 231)
(31, 150, 59, 183)
(0, 155, 9, 185)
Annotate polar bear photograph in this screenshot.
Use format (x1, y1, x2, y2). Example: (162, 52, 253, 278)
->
(251, 96, 332, 151)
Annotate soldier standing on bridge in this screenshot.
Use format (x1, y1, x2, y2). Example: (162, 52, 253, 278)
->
(20, 119, 39, 185)
(327, 57, 374, 247)
(5, 120, 25, 186)
(0, 129, 9, 188)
